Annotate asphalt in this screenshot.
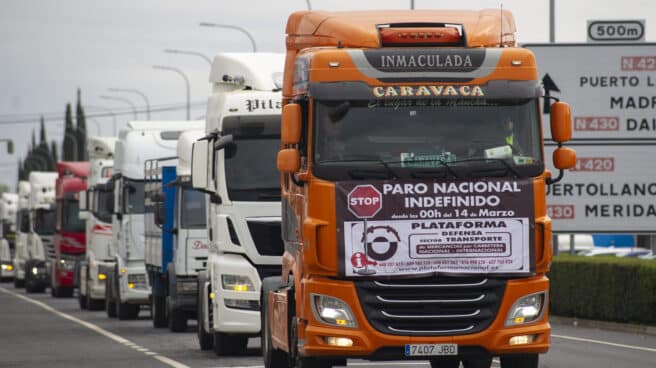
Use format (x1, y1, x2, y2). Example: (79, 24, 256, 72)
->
(0, 282, 654, 368)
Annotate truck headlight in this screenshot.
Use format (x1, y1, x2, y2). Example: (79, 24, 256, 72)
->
(505, 292, 546, 326)
(58, 259, 75, 271)
(312, 294, 357, 328)
(221, 275, 254, 292)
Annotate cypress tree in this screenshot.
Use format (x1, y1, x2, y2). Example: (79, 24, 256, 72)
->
(31, 130, 36, 151)
(17, 157, 24, 181)
(75, 88, 88, 161)
(51, 140, 59, 165)
(63, 103, 76, 160)
(39, 115, 47, 144)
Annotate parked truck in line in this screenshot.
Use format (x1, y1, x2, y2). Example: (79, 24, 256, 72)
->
(1, 193, 18, 281)
(24, 171, 58, 293)
(51, 162, 89, 297)
(145, 129, 209, 332)
(78, 136, 117, 310)
(191, 52, 284, 355)
(262, 10, 576, 368)
(12, 181, 31, 288)
(105, 121, 203, 320)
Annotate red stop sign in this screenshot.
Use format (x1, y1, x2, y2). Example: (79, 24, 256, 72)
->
(348, 185, 383, 218)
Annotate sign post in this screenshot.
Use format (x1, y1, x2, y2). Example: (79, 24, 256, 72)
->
(527, 44, 656, 237)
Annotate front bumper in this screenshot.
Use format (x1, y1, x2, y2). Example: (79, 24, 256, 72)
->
(298, 275, 550, 359)
(1, 263, 15, 278)
(118, 264, 150, 304)
(211, 253, 263, 334)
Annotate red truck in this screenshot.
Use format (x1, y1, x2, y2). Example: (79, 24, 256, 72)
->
(51, 162, 89, 297)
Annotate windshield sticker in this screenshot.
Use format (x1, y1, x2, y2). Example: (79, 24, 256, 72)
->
(400, 152, 456, 168)
(336, 178, 535, 277)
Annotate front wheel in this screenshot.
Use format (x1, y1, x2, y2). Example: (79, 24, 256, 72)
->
(196, 275, 213, 350)
(213, 332, 248, 356)
(261, 276, 290, 368)
(78, 287, 88, 309)
(105, 284, 117, 318)
(152, 295, 167, 328)
(500, 354, 539, 368)
(167, 296, 188, 332)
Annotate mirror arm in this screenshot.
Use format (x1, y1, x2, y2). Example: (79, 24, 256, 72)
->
(546, 169, 564, 185)
(290, 173, 305, 187)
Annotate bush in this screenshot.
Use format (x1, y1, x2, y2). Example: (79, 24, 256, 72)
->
(549, 255, 656, 325)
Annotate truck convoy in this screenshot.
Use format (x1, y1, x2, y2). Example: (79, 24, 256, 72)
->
(51, 162, 89, 297)
(145, 128, 209, 332)
(12, 181, 31, 287)
(0, 192, 18, 281)
(262, 9, 576, 368)
(79, 136, 117, 310)
(191, 52, 284, 355)
(24, 171, 57, 293)
(105, 121, 202, 320)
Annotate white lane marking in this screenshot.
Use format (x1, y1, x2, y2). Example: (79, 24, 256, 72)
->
(552, 334, 656, 353)
(0, 287, 191, 368)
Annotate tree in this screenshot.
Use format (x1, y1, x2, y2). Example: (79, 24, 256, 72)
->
(51, 140, 59, 165)
(17, 157, 25, 182)
(63, 102, 76, 161)
(31, 130, 36, 151)
(75, 88, 88, 161)
(39, 115, 47, 145)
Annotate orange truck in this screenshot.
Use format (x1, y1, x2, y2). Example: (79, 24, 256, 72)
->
(262, 10, 576, 368)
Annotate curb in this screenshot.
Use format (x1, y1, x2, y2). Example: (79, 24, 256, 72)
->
(551, 315, 656, 336)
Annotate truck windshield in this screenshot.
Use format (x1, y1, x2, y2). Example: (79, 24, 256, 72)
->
(33, 209, 55, 235)
(61, 199, 85, 233)
(180, 187, 206, 229)
(93, 189, 113, 223)
(313, 98, 543, 181)
(123, 179, 145, 214)
(222, 115, 281, 202)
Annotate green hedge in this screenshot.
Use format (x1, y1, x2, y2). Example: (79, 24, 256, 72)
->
(549, 255, 656, 325)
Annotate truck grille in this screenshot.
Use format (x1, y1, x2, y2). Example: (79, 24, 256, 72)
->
(355, 277, 506, 336)
(247, 220, 284, 256)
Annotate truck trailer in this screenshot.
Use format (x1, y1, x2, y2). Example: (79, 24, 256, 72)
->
(79, 136, 117, 310)
(262, 10, 576, 368)
(191, 52, 284, 355)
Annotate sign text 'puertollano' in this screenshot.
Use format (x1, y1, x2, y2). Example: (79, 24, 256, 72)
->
(372, 85, 485, 98)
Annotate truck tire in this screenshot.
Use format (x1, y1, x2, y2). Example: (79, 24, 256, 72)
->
(78, 287, 88, 309)
(213, 332, 248, 356)
(152, 295, 167, 328)
(53, 286, 73, 298)
(296, 358, 337, 368)
(500, 354, 538, 368)
(87, 277, 105, 311)
(261, 276, 290, 368)
(168, 301, 188, 332)
(105, 283, 117, 318)
(196, 275, 213, 351)
(13, 276, 24, 288)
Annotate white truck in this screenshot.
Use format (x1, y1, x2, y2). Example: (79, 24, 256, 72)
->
(191, 53, 284, 355)
(1, 192, 18, 281)
(12, 181, 31, 287)
(105, 121, 203, 320)
(145, 129, 210, 332)
(79, 136, 117, 310)
(24, 171, 58, 293)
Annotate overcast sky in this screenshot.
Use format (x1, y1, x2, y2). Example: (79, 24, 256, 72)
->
(1, 0, 654, 188)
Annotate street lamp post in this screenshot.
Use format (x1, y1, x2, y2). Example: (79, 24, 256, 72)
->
(199, 22, 258, 52)
(107, 88, 151, 120)
(164, 49, 212, 66)
(152, 65, 191, 120)
(100, 95, 138, 120)
(86, 105, 118, 136)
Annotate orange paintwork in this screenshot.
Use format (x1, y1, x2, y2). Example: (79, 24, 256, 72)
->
(271, 9, 557, 362)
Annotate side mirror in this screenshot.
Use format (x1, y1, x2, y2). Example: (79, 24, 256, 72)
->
(191, 140, 209, 190)
(214, 135, 236, 159)
(550, 101, 572, 143)
(553, 147, 576, 170)
(209, 193, 222, 205)
(277, 149, 300, 173)
(281, 104, 302, 145)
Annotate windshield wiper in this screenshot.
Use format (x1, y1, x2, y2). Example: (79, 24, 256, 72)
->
(449, 157, 522, 178)
(318, 158, 399, 179)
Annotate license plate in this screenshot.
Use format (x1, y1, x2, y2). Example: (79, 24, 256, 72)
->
(405, 344, 458, 357)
